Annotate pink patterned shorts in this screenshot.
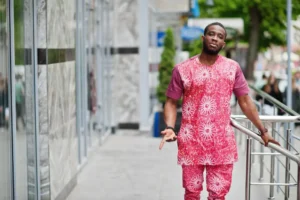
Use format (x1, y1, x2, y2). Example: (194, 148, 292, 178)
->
(182, 164, 233, 200)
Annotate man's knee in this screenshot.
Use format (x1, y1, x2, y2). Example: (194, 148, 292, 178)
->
(206, 164, 233, 200)
(184, 188, 201, 200)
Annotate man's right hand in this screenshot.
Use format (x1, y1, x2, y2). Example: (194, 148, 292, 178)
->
(260, 132, 280, 147)
(159, 129, 177, 150)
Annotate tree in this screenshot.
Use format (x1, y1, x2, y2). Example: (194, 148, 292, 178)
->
(183, 37, 203, 57)
(156, 28, 176, 103)
(198, 0, 300, 80)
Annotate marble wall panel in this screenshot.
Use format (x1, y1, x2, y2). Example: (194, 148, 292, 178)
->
(112, 55, 139, 123)
(24, 64, 36, 199)
(24, 2, 35, 198)
(113, 0, 138, 47)
(47, 0, 76, 48)
(38, 65, 51, 200)
(47, 61, 77, 200)
(38, 0, 47, 48)
(24, 0, 33, 49)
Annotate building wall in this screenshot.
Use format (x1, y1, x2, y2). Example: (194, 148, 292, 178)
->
(47, 0, 78, 199)
(112, 0, 140, 125)
(36, 0, 51, 199)
(35, 0, 78, 199)
(0, 0, 112, 199)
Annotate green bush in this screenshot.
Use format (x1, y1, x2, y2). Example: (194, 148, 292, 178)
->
(189, 37, 202, 57)
(156, 28, 176, 103)
(182, 37, 203, 58)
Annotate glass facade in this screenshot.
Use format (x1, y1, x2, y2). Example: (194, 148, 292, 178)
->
(0, 0, 12, 199)
(0, 0, 112, 199)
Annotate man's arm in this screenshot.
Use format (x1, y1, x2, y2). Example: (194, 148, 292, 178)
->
(164, 97, 178, 128)
(159, 97, 179, 150)
(237, 94, 280, 146)
(159, 65, 183, 150)
(237, 95, 265, 132)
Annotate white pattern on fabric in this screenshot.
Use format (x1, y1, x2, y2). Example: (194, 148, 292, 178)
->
(199, 96, 216, 115)
(182, 101, 196, 119)
(225, 65, 236, 82)
(180, 124, 193, 142)
(199, 154, 215, 165)
(199, 122, 215, 140)
(179, 157, 193, 165)
(195, 68, 210, 85)
(210, 175, 226, 193)
(225, 154, 235, 163)
(189, 175, 203, 191)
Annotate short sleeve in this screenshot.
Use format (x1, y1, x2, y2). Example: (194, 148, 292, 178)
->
(166, 67, 184, 100)
(233, 64, 249, 97)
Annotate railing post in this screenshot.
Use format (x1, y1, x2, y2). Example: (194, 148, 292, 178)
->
(259, 143, 264, 181)
(247, 122, 256, 164)
(269, 122, 276, 200)
(246, 136, 252, 200)
(297, 164, 300, 200)
(285, 129, 291, 200)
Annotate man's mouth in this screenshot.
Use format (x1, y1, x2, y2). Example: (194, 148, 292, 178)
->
(210, 44, 217, 48)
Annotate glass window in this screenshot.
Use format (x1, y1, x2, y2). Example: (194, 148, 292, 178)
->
(14, 0, 37, 199)
(0, 0, 12, 198)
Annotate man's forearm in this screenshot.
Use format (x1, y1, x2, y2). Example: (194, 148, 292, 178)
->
(238, 95, 266, 133)
(163, 98, 178, 128)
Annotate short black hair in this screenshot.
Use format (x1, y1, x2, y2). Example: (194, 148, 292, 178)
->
(204, 22, 227, 38)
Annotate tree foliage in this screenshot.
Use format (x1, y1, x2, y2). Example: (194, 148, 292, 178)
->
(198, 0, 300, 80)
(183, 37, 203, 57)
(156, 28, 176, 103)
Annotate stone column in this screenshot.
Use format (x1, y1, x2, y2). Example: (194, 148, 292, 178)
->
(37, 0, 51, 199)
(111, 0, 140, 127)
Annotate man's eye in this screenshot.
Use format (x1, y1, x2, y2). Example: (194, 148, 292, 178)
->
(218, 34, 224, 39)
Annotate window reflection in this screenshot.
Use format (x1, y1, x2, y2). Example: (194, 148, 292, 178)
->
(15, 73, 25, 130)
(0, 75, 8, 128)
(0, 0, 12, 198)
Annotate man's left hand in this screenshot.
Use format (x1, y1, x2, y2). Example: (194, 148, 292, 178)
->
(261, 132, 280, 146)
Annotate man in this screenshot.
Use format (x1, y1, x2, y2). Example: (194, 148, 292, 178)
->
(159, 22, 280, 200)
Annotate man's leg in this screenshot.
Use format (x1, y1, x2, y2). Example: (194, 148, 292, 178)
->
(182, 165, 205, 200)
(206, 164, 234, 200)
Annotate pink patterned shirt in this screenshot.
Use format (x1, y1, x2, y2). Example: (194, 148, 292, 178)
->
(166, 55, 249, 165)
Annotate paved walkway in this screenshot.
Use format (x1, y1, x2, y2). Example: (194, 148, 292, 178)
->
(66, 130, 271, 200)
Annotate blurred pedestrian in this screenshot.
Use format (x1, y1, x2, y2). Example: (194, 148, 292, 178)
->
(257, 74, 284, 115)
(295, 70, 300, 88)
(255, 73, 267, 89)
(284, 76, 300, 114)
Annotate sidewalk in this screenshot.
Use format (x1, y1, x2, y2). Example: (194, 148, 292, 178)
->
(66, 130, 268, 200)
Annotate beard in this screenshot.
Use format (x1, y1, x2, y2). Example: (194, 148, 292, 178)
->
(203, 40, 222, 55)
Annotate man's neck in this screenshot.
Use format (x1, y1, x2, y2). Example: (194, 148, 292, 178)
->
(198, 52, 219, 66)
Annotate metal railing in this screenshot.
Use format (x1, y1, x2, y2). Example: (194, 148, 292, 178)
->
(249, 84, 300, 116)
(231, 117, 300, 200)
(231, 84, 300, 199)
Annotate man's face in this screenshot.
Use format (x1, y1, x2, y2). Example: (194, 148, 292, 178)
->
(202, 25, 226, 55)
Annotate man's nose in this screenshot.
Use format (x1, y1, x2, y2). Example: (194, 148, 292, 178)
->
(212, 35, 218, 41)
